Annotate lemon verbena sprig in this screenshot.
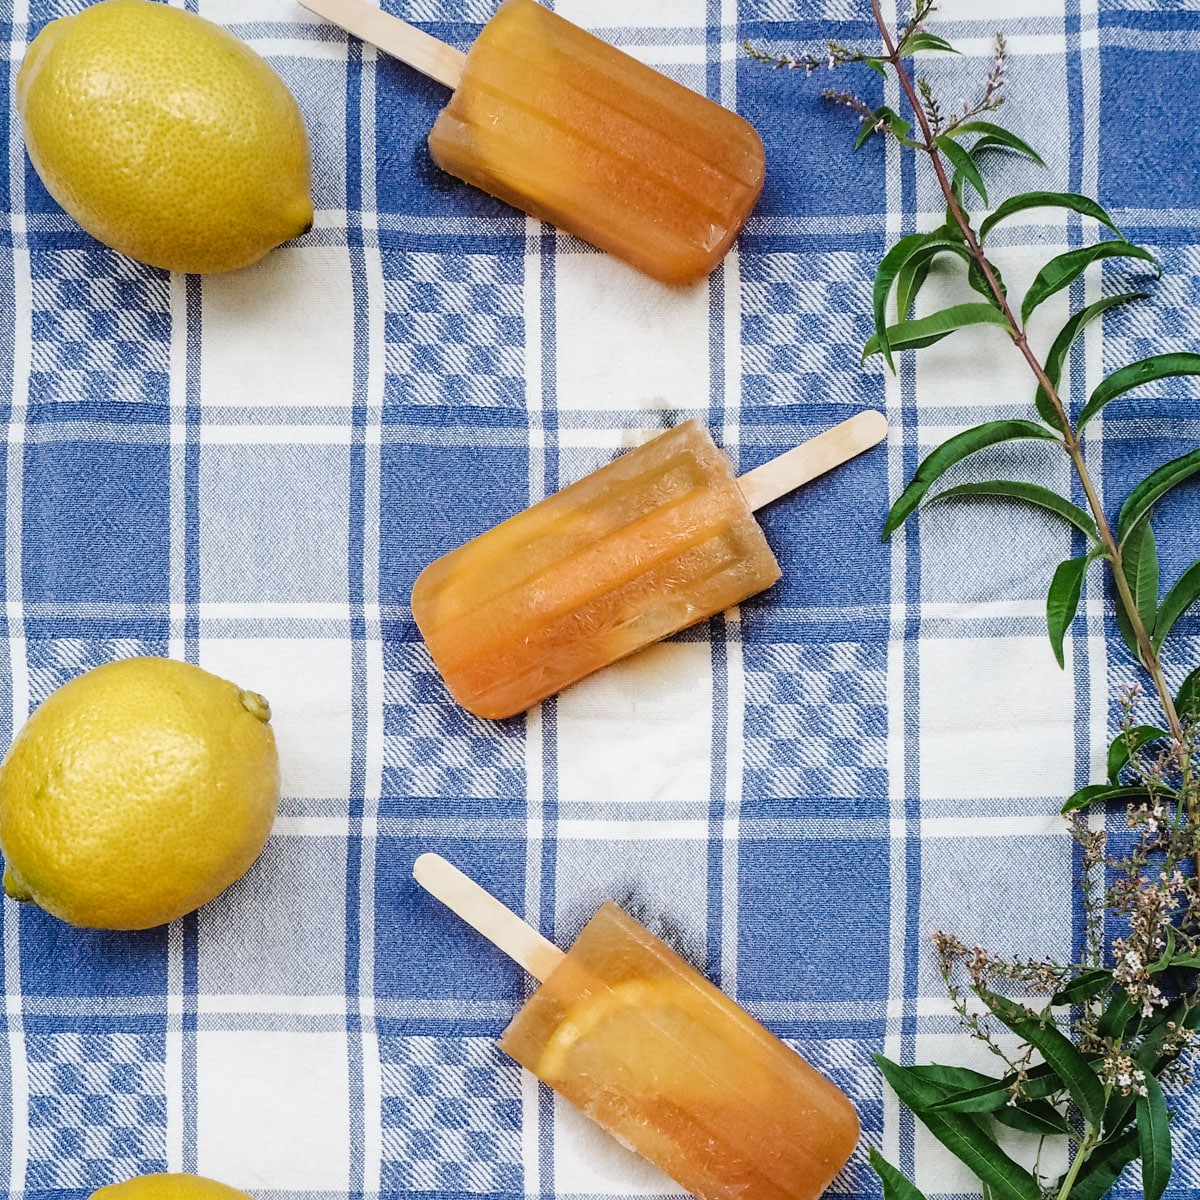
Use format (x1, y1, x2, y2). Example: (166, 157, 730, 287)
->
(747, 6, 1200, 1200)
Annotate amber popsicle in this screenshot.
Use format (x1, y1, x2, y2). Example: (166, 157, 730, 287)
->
(413, 853, 860, 1200)
(297, 0, 764, 285)
(411, 412, 888, 720)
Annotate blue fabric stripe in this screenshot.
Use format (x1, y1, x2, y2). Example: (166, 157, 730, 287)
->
(343, 34, 369, 1200)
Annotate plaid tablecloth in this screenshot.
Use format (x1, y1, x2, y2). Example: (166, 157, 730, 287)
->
(2, 0, 1199, 1197)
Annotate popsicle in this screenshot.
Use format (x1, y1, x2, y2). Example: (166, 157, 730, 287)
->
(297, 0, 765, 285)
(413, 852, 860, 1200)
(411, 411, 888, 720)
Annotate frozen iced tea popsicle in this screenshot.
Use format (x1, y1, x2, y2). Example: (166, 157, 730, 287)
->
(413, 853, 859, 1200)
(297, 0, 765, 285)
(411, 411, 887, 720)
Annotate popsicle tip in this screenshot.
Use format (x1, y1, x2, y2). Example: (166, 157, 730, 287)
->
(855, 408, 889, 447)
(413, 852, 448, 884)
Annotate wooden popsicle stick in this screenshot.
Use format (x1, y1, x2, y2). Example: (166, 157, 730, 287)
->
(298, 0, 467, 90)
(737, 409, 888, 512)
(413, 852, 565, 982)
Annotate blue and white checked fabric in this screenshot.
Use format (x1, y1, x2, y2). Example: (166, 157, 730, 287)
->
(0, 1, 1198, 1199)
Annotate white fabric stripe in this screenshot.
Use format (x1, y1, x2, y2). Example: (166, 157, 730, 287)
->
(358, 40, 384, 1199)
(166, 920, 185, 1173)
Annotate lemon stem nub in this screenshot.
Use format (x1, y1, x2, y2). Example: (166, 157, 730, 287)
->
(3, 866, 34, 902)
(239, 690, 271, 722)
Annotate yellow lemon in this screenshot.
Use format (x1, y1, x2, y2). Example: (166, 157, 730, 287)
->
(0, 657, 279, 930)
(17, 0, 313, 273)
(93, 1177, 254, 1200)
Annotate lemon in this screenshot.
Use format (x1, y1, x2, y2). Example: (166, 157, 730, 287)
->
(0, 657, 279, 930)
(93, 1176, 254, 1200)
(16, 0, 313, 273)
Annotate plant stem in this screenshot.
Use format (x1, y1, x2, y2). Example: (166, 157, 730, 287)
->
(868, 0, 1187, 759)
(1055, 1126, 1100, 1200)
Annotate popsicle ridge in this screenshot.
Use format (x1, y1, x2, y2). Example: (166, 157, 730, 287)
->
(429, 0, 764, 284)
(411, 421, 780, 717)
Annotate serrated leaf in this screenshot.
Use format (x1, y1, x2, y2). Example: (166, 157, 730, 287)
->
(1153, 555, 1200, 652)
(1137, 1070, 1172, 1200)
(926, 481, 1100, 540)
(872, 230, 965, 368)
(1035, 293, 1148, 431)
(1065, 1128, 1140, 1200)
(944, 122, 1046, 166)
(1107, 724, 1170, 784)
(980, 991, 1106, 1130)
(937, 136, 988, 205)
(874, 1056, 1043, 1200)
(882, 421, 1061, 539)
(1021, 242, 1160, 325)
(1051, 968, 1113, 1005)
(869, 1150, 930, 1200)
(1061, 784, 1161, 815)
(980, 191, 1122, 243)
(1118, 446, 1200, 546)
(863, 302, 1012, 360)
(1176, 666, 1200, 720)
(1047, 555, 1088, 669)
(903, 31, 960, 54)
(992, 1099, 1075, 1138)
(1078, 353, 1200, 433)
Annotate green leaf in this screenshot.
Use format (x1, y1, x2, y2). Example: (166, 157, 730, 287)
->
(1065, 1128, 1140, 1200)
(1021, 242, 1160, 325)
(902, 31, 960, 55)
(944, 122, 1046, 166)
(937, 136, 988, 205)
(894, 240, 971, 321)
(1118, 446, 1200, 546)
(895, 258, 932, 322)
(1097, 986, 1138, 1041)
(926, 481, 1100, 540)
(1147, 926, 1177, 973)
(1035, 293, 1149, 431)
(863, 302, 1012, 360)
(967, 255, 1006, 307)
(1177, 666, 1200, 720)
(1051, 969, 1113, 1005)
(1062, 784, 1161, 815)
(882, 421, 1062, 539)
(980, 191, 1123, 243)
(872, 230, 964, 368)
(1114, 521, 1159, 663)
(869, 1150, 930, 1200)
(908, 1064, 998, 1091)
(874, 1056, 1043, 1200)
(1078, 353, 1200, 433)
(1137, 1070, 1172, 1200)
(1047, 555, 1088, 669)
(980, 991, 1107, 1130)
(992, 1099, 1075, 1138)
(1107, 724, 1170, 784)
(1153, 555, 1200, 652)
